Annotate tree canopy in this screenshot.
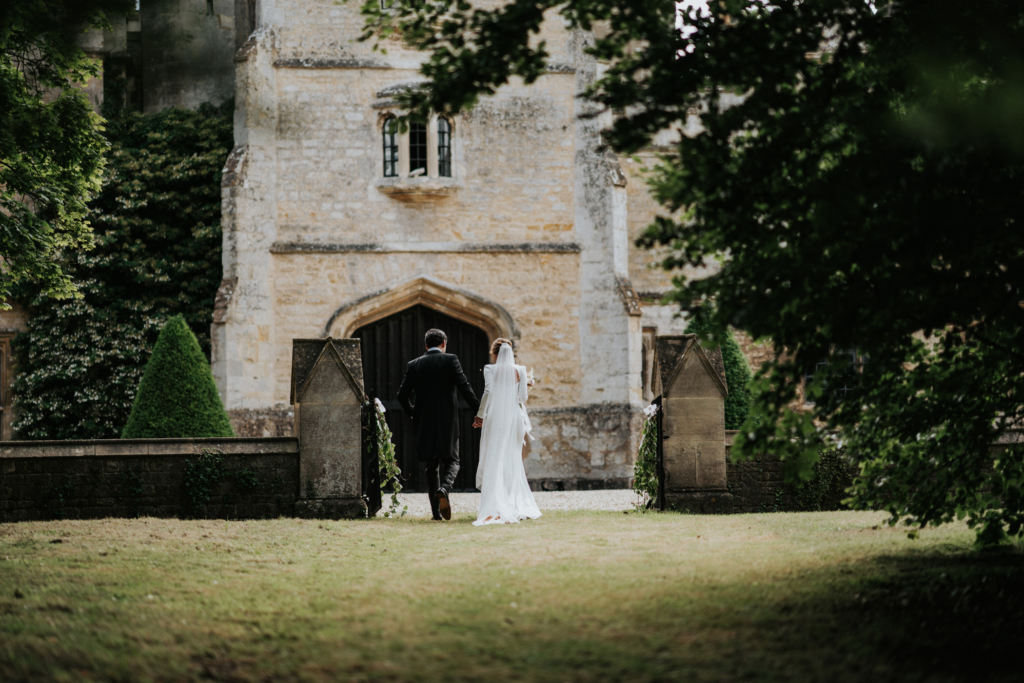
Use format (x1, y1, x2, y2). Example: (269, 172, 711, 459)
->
(360, 0, 1024, 543)
(0, 0, 134, 309)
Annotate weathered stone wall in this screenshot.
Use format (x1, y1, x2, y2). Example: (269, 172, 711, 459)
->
(140, 0, 237, 112)
(0, 438, 298, 522)
(624, 151, 717, 337)
(623, 152, 776, 380)
(725, 453, 860, 515)
(732, 328, 775, 374)
(274, 253, 582, 408)
(525, 404, 641, 489)
(725, 454, 812, 515)
(0, 302, 30, 441)
(228, 408, 293, 437)
(0, 302, 30, 334)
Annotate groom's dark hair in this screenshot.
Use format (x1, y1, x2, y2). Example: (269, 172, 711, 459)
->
(425, 328, 447, 348)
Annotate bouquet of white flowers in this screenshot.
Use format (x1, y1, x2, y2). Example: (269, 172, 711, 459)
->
(633, 402, 660, 511)
(369, 398, 405, 518)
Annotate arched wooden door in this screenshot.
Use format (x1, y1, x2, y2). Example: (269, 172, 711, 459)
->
(353, 305, 490, 492)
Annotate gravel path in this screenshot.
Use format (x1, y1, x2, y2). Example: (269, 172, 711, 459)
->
(377, 489, 638, 517)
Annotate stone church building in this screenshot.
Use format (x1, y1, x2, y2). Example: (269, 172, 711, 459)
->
(210, 0, 707, 491)
(2, 0, 739, 491)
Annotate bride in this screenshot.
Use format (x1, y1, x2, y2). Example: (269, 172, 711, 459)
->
(471, 339, 542, 526)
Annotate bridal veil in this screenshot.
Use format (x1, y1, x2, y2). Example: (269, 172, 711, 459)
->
(474, 343, 542, 525)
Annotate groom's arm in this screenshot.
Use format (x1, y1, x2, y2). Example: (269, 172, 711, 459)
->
(450, 355, 480, 411)
(396, 361, 416, 417)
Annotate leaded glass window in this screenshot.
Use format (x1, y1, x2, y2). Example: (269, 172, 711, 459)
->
(409, 122, 427, 175)
(382, 117, 398, 178)
(437, 117, 452, 177)
(804, 348, 866, 405)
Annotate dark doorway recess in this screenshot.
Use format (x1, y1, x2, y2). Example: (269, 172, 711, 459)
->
(354, 305, 490, 492)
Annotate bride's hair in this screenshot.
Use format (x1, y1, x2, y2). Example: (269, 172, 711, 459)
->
(490, 338, 513, 357)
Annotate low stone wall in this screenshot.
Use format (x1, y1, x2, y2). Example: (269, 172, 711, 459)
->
(238, 402, 647, 493)
(724, 456, 795, 513)
(655, 432, 856, 514)
(526, 403, 643, 489)
(0, 438, 298, 522)
(528, 477, 633, 492)
(663, 455, 855, 515)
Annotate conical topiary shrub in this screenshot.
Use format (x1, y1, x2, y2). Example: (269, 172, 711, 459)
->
(121, 315, 235, 438)
(685, 312, 753, 430)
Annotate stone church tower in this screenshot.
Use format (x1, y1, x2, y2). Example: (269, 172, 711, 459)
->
(207, 1, 689, 490)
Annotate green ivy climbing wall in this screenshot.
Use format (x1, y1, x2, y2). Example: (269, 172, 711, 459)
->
(684, 313, 753, 430)
(12, 103, 233, 440)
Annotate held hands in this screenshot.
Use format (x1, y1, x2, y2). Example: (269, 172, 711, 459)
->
(472, 416, 483, 429)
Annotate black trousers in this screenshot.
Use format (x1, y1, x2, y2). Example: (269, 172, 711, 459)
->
(424, 458, 460, 519)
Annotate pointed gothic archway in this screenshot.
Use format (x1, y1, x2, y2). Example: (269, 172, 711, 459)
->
(324, 275, 519, 342)
(353, 305, 490, 493)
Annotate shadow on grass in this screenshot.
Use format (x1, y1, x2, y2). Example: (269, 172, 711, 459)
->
(2, 526, 1022, 683)
(404, 544, 1024, 683)
(822, 545, 1024, 682)
(439, 544, 1024, 683)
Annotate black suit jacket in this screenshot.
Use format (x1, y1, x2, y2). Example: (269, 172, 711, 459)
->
(396, 349, 480, 462)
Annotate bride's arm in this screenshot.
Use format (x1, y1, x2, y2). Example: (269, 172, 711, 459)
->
(476, 366, 492, 419)
(517, 365, 529, 404)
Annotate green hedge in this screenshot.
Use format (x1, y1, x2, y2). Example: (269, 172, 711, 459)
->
(122, 315, 233, 438)
(11, 103, 232, 440)
(684, 314, 753, 430)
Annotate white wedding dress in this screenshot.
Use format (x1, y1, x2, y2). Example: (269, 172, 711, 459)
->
(473, 344, 542, 526)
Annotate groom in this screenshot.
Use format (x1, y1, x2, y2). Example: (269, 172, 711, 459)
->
(397, 328, 480, 521)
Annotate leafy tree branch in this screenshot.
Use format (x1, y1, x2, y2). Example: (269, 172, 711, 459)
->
(363, 0, 1024, 543)
(0, 0, 134, 309)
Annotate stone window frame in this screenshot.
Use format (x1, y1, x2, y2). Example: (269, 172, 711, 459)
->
(437, 115, 452, 177)
(377, 112, 457, 181)
(382, 115, 399, 177)
(802, 347, 867, 406)
(408, 121, 428, 175)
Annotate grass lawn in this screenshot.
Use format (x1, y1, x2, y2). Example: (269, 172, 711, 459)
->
(1, 510, 1021, 682)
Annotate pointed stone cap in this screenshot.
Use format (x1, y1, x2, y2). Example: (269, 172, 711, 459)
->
(656, 334, 728, 398)
(291, 338, 365, 405)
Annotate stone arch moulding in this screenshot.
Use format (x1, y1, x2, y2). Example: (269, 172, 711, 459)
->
(324, 276, 521, 343)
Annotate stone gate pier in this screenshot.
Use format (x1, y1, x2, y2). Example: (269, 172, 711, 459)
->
(290, 338, 367, 519)
(655, 335, 733, 513)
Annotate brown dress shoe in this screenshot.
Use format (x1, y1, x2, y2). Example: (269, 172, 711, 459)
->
(436, 488, 451, 521)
